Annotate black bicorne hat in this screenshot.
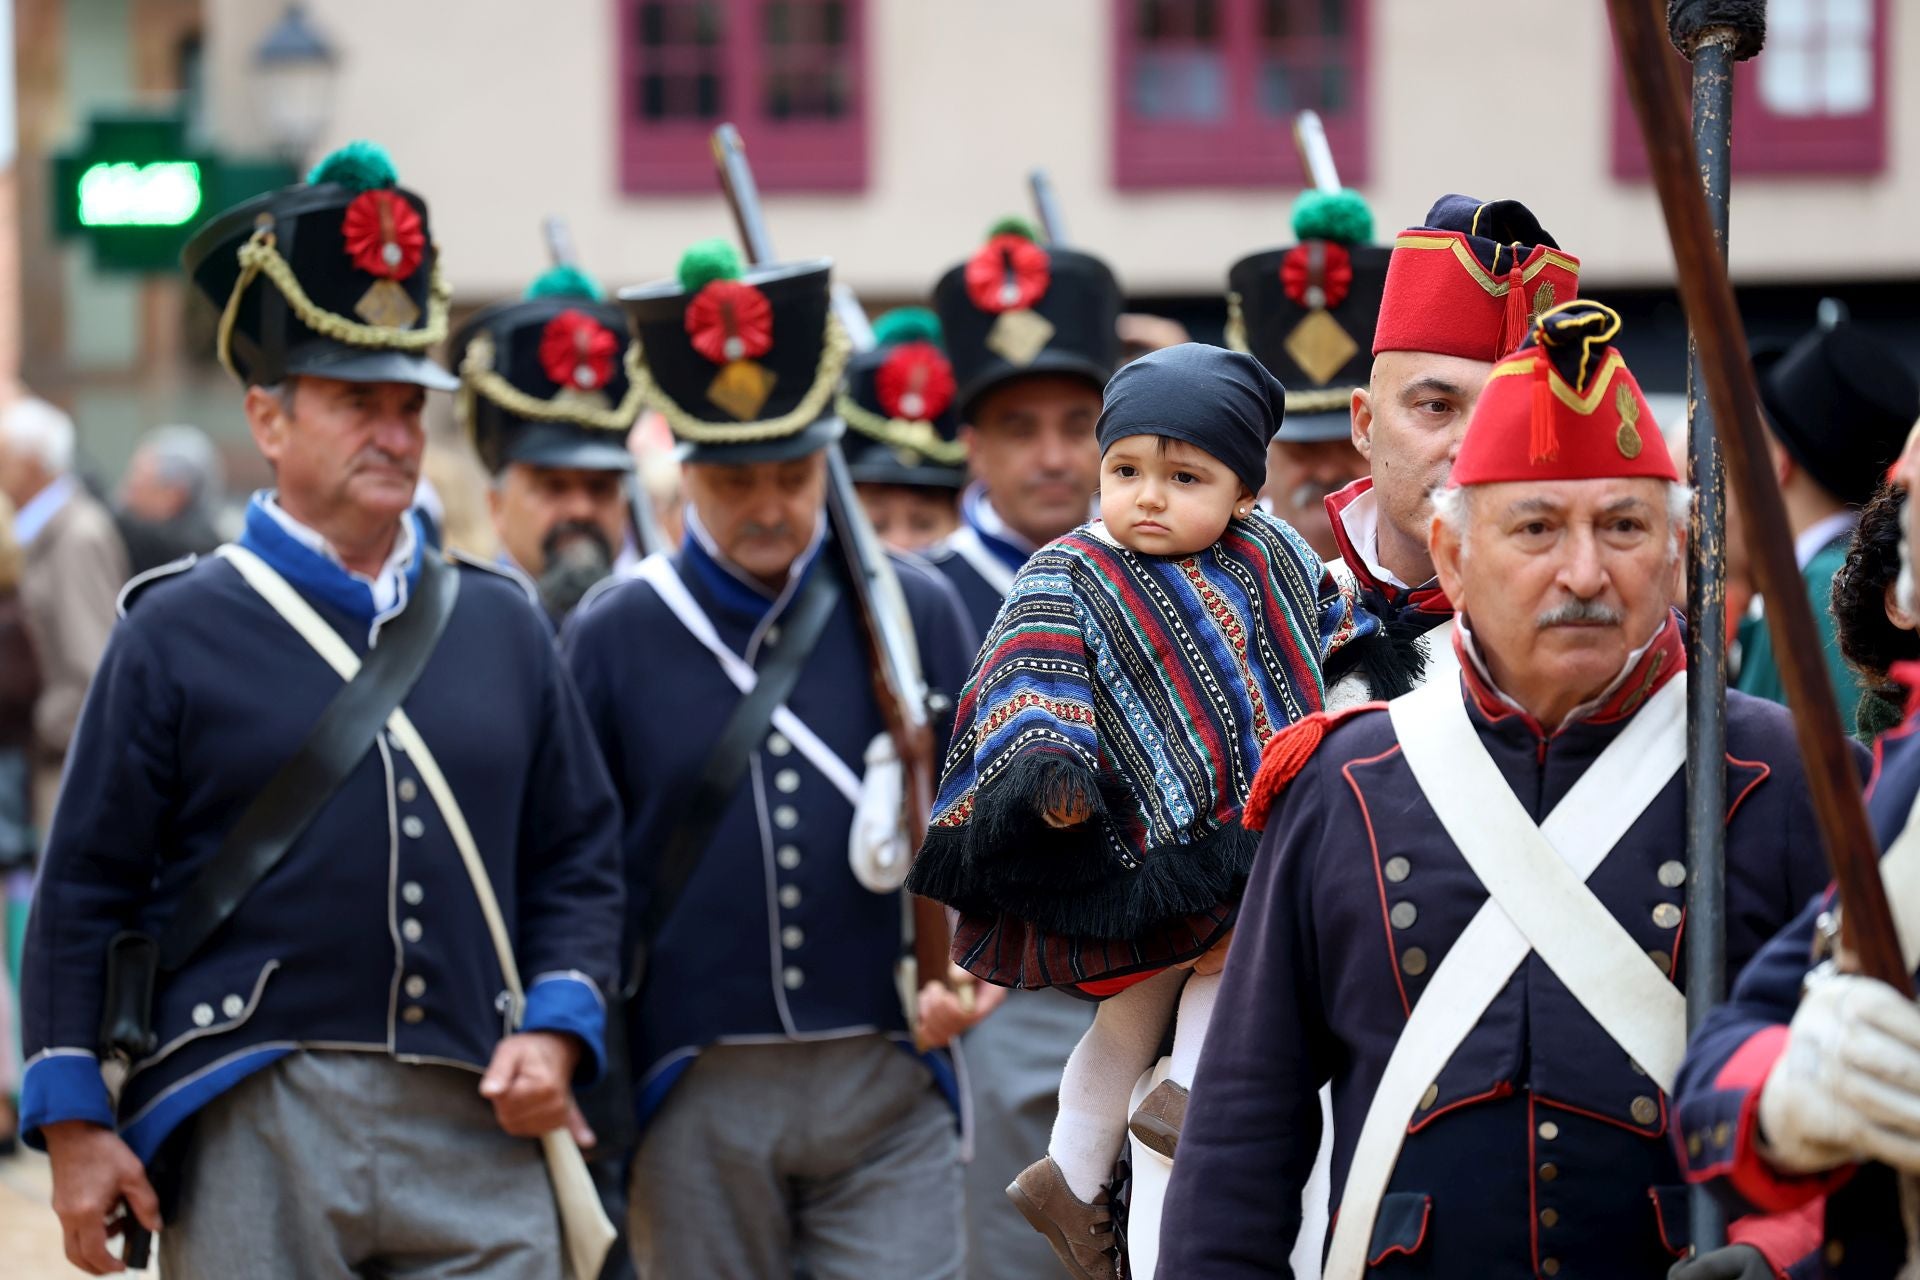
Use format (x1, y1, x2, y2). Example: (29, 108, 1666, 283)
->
(1228, 188, 1387, 444)
(619, 240, 849, 465)
(450, 265, 639, 475)
(1756, 307, 1920, 507)
(934, 218, 1122, 423)
(840, 307, 967, 490)
(182, 140, 456, 390)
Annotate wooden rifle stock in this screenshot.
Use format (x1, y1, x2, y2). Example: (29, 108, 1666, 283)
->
(1608, 0, 1910, 994)
(709, 124, 960, 1040)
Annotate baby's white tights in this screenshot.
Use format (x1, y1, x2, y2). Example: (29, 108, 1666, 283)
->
(1047, 965, 1224, 1201)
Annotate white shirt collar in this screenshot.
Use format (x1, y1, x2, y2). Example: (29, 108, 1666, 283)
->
(1335, 485, 1411, 590)
(260, 491, 416, 616)
(13, 474, 76, 547)
(1794, 510, 1857, 572)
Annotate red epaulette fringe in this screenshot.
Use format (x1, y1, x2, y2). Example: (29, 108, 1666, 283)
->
(1243, 702, 1383, 832)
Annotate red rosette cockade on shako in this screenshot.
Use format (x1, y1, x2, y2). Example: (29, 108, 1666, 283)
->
(539, 310, 619, 393)
(965, 218, 1052, 314)
(875, 341, 956, 424)
(341, 188, 425, 282)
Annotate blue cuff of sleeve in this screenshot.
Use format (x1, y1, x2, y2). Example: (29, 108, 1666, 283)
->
(523, 973, 607, 1087)
(20, 1050, 115, 1150)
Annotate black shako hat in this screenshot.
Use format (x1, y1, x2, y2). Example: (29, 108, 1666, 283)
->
(934, 217, 1122, 423)
(1756, 310, 1920, 507)
(450, 265, 640, 475)
(1229, 187, 1387, 444)
(620, 239, 849, 465)
(182, 140, 457, 391)
(840, 307, 967, 490)
(1096, 342, 1285, 494)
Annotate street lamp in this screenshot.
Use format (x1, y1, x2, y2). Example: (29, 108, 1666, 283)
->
(253, 3, 338, 166)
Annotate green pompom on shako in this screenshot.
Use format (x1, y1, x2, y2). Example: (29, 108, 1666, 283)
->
(306, 139, 399, 193)
(872, 306, 944, 350)
(523, 264, 604, 303)
(986, 215, 1043, 244)
(677, 238, 745, 292)
(1290, 188, 1374, 247)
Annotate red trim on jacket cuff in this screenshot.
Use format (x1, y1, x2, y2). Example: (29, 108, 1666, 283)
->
(1729, 1199, 1825, 1279)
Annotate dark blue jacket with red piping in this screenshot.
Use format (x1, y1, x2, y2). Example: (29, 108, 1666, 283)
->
(1159, 617, 1838, 1278)
(1672, 668, 1920, 1279)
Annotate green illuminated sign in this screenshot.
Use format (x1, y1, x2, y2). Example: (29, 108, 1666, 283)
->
(53, 113, 295, 273)
(76, 160, 203, 227)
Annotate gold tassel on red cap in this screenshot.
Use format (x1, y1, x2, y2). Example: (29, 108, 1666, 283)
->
(1499, 263, 1531, 357)
(1529, 355, 1558, 464)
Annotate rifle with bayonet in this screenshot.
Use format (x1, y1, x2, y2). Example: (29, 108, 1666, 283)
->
(542, 215, 670, 559)
(708, 123, 963, 1045)
(1029, 169, 1068, 245)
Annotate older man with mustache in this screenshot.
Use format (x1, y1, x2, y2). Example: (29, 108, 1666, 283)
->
(1160, 301, 1837, 1279)
(20, 143, 623, 1278)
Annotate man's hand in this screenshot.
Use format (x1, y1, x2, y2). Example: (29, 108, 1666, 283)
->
(1758, 968, 1920, 1174)
(43, 1120, 161, 1275)
(1667, 1243, 1774, 1280)
(916, 966, 1008, 1049)
(480, 1032, 592, 1146)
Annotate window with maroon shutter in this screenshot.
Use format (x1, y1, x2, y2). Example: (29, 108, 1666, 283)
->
(1611, 0, 1886, 178)
(618, 0, 866, 194)
(1113, 0, 1370, 189)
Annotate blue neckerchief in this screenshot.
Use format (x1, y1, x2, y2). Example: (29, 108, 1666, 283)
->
(681, 508, 827, 626)
(961, 484, 1039, 577)
(239, 495, 424, 627)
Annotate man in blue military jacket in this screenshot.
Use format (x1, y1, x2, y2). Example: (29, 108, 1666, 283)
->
(19, 144, 623, 1278)
(1673, 427, 1920, 1277)
(920, 217, 1121, 1277)
(564, 239, 978, 1278)
(1161, 304, 1834, 1279)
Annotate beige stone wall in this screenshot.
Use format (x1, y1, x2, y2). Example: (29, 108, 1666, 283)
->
(200, 0, 1917, 303)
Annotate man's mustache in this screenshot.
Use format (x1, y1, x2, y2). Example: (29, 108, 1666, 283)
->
(349, 447, 416, 477)
(737, 521, 792, 540)
(1537, 598, 1624, 628)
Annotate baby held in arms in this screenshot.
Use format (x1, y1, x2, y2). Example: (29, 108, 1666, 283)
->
(907, 342, 1375, 1279)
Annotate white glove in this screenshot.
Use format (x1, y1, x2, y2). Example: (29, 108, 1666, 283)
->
(1757, 966, 1920, 1174)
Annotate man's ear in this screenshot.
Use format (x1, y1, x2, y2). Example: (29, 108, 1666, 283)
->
(1431, 509, 1466, 607)
(1350, 386, 1375, 462)
(243, 384, 289, 466)
(1887, 579, 1920, 632)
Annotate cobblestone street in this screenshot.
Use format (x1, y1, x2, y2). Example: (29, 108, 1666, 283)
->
(0, 1151, 76, 1278)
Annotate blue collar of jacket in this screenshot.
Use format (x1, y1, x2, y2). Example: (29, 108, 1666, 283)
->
(960, 483, 1039, 576)
(239, 492, 424, 629)
(681, 504, 828, 627)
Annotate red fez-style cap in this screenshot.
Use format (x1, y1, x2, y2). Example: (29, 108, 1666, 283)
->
(1451, 299, 1678, 487)
(1372, 195, 1582, 363)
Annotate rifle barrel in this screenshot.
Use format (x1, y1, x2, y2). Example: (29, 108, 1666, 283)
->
(1292, 111, 1342, 193)
(1608, 0, 1909, 994)
(1028, 169, 1068, 247)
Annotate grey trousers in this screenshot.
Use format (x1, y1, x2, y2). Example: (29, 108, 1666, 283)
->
(160, 1050, 561, 1280)
(961, 989, 1096, 1278)
(629, 1035, 962, 1280)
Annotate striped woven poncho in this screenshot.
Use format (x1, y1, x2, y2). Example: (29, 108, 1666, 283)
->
(907, 509, 1376, 989)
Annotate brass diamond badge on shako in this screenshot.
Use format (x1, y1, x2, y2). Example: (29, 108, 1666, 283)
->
(708, 359, 778, 421)
(986, 308, 1055, 367)
(1284, 310, 1359, 387)
(356, 278, 421, 329)
(1615, 381, 1643, 459)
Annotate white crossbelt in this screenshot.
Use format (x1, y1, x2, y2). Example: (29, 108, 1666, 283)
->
(1323, 673, 1688, 1278)
(634, 555, 862, 806)
(1876, 754, 1920, 972)
(217, 545, 615, 1280)
(945, 525, 1018, 596)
